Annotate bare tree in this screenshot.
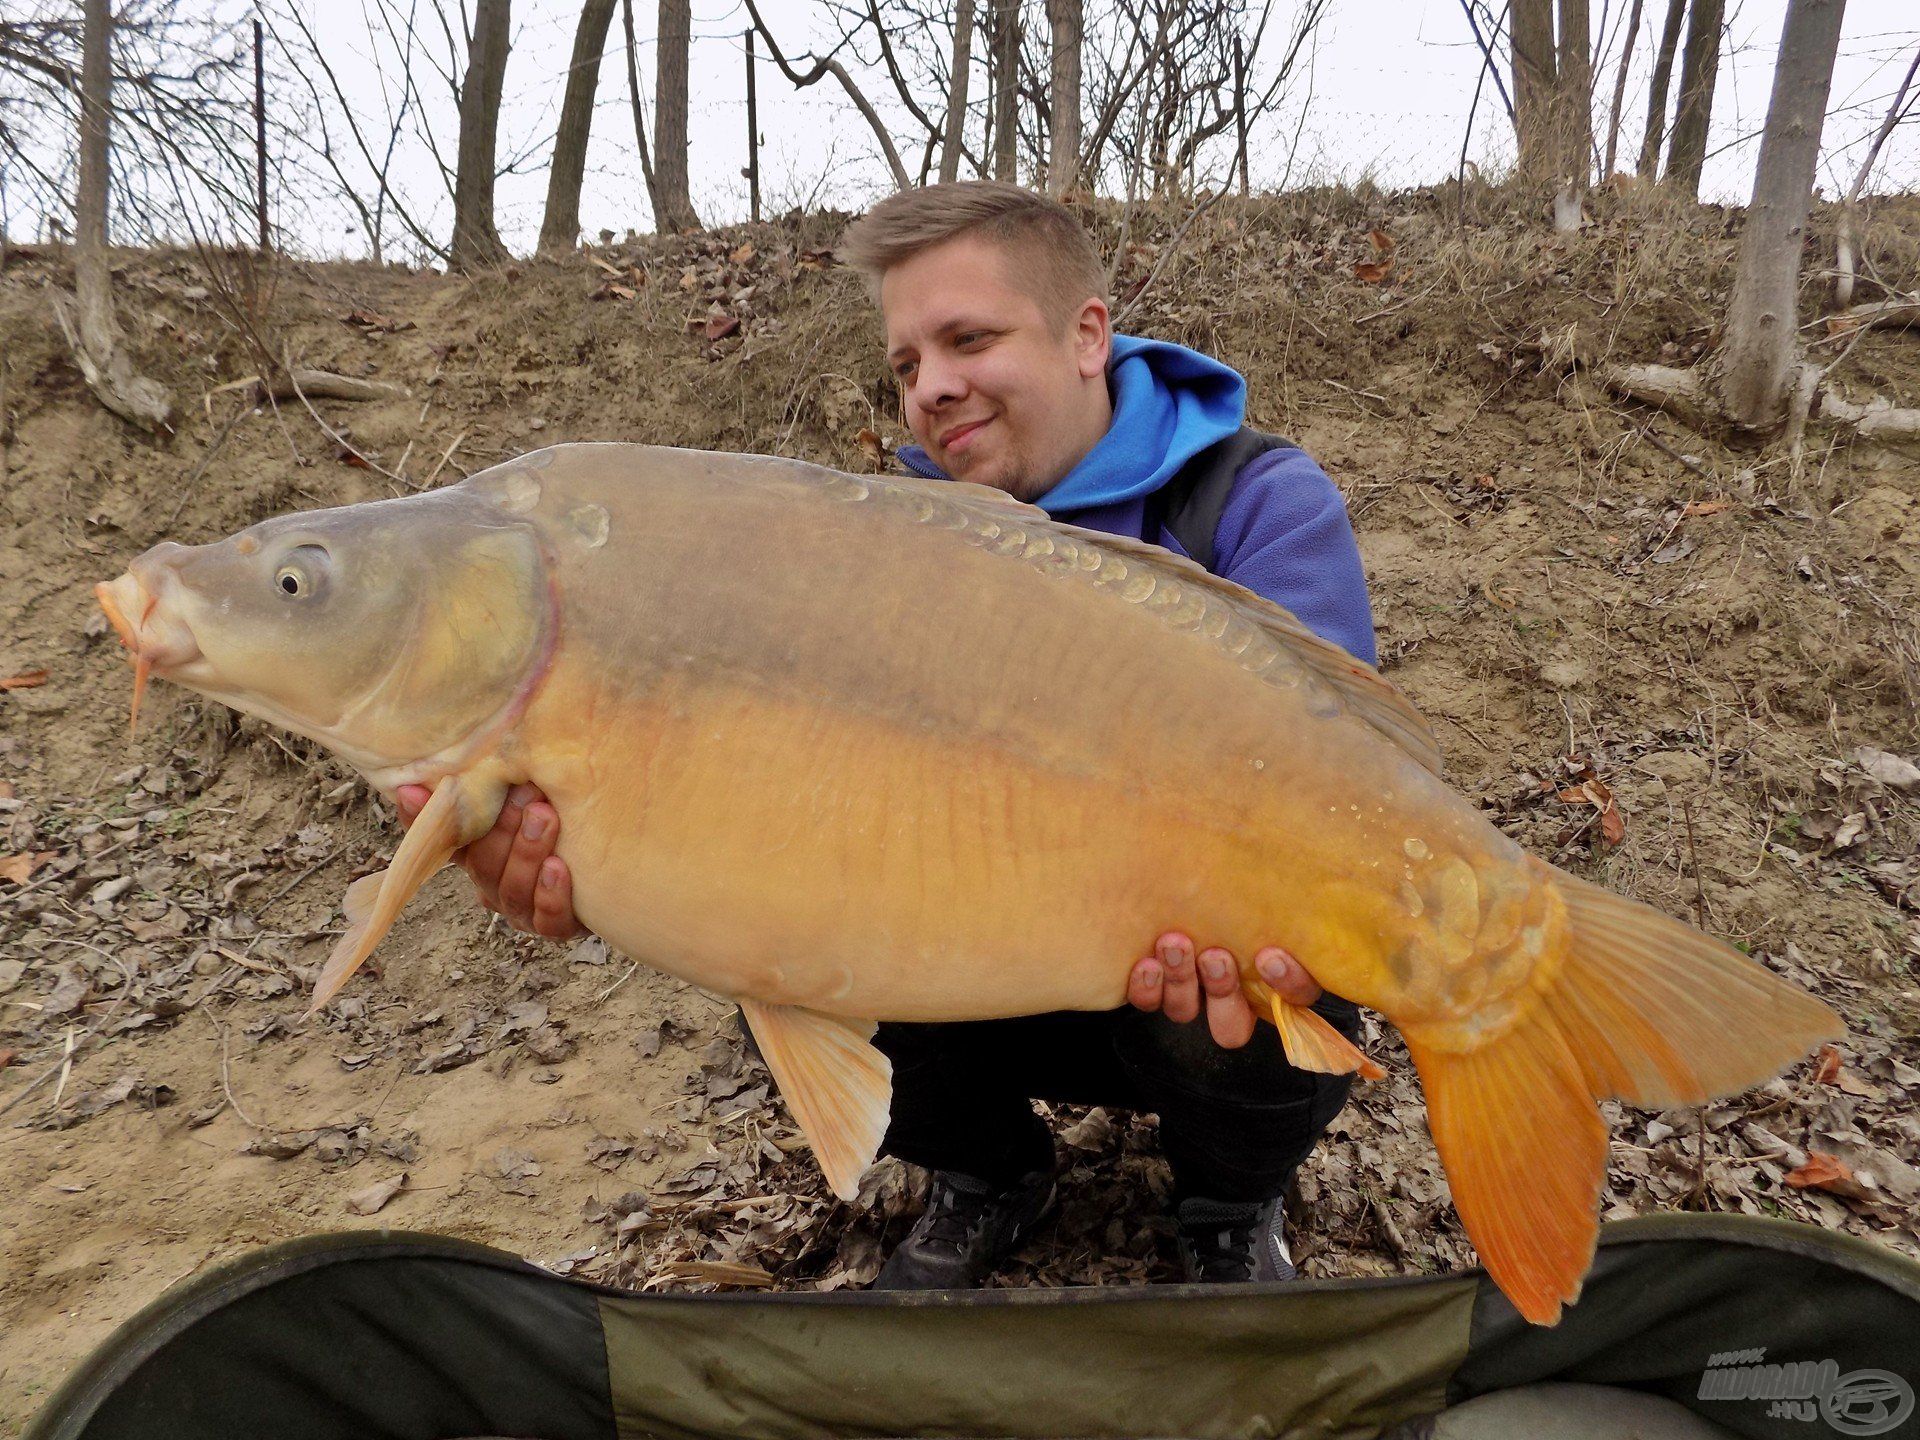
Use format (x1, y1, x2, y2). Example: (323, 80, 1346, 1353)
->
(1716, 0, 1845, 428)
(1601, 0, 1644, 176)
(990, 0, 1018, 181)
(1556, 0, 1592, 178)
(1636, 0, 1685, 176)
(449, 0, 512, 270)
(1046, 0, 1081, 195)
(50, 0, 172, 431)
(1664, 0, 1722, 199)
(939, 0, 975, 183)
(619, 0, 664, 219)
(743, 0, 912, 191)
(1607, 0, 1920, 445)
(1832, 44, 1920, 309)
(653, 0, 700, 231)
(1511, 0, 1558, 177)
(539, 0, 617, 254)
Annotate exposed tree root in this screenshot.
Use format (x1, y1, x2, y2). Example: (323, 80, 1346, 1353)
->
(1603, 359, 1920, 449)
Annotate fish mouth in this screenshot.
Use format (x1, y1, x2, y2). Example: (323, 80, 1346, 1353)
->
(95, 570, 202, 734)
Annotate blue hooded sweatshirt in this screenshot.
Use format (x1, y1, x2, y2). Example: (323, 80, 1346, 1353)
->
(897, 334, 1378, 665)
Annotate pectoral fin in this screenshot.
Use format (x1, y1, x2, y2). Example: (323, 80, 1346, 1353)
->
(304, 773, 504, 1015)
(1269, 994, 1387, 1081)
(737, 999, 892, 1201)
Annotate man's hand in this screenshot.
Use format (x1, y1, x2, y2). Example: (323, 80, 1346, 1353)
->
(1128, 932, 1322, 1048)
(396, 782, 586, 940)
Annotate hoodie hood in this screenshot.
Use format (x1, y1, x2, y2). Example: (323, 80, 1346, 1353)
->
(896, 333, 1246, 515)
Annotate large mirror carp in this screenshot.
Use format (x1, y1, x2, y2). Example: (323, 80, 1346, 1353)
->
(96, 443, 1838, 1325)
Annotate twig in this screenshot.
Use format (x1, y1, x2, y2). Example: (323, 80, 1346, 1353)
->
(219, 1020, 264, 1131)
(1115, 186, 1231, 326)
(49, 1024, 77, 1108)
(595, 959, 640, 1005)
(282, 349, 409, 485)
(256, 845, 345, 915)
(165, 402, 247, 528)
(422, 428, 467, 486)
(1680, 797, 1708, 927)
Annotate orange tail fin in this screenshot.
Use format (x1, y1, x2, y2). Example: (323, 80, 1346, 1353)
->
(1410, 868, 1842, 1326)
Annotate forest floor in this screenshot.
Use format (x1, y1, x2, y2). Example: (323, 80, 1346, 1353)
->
(3, 183, 1919, 1424)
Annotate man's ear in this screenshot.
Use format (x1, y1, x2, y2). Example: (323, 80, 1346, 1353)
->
(1073, 297, 1112, 380)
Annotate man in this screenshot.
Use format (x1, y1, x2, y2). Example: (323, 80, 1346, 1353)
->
(399, 182, 1374, 1291)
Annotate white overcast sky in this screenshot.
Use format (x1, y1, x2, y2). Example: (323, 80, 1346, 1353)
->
(21, 0, 1920, 256)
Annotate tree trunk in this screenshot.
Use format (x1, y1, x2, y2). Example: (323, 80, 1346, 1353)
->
(1637, 0, 1686, 176)
(653, 0, 701, 231)
(449, 0, 513, 271)
(1664, 0, 1723, 199)
(619, 0, 665, 217)
(1555, 0, 1592, 182)
(939, 0, 974, 183)
(1715, 0, 1847, 431)
(1602, 0, 1645, 176)
(56, 0, 172, 431)
(991, 0, 1018, 182)
(1510, 0, 1558, 179)
(1045, 0, 1081, 196)
(539, 0, 619, 254)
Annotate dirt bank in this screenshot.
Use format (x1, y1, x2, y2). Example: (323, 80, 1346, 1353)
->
(3, 186, 1918, 1424)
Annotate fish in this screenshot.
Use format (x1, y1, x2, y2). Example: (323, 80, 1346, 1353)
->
(95, 442, 1840, 1324)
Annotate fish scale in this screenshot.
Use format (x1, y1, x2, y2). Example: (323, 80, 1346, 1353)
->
(96, 441, 1839, 1327)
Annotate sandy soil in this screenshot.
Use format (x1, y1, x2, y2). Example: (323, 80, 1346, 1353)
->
(3, 188, 1918, 1426)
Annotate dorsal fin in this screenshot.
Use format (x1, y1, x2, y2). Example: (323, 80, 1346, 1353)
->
(877, 470, 1443, 776)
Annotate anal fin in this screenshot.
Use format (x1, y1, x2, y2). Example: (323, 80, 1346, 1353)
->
(304, 773, 502, 1016)
(1269, 994, 1387, 1081)
(738, 999, 892, 1201)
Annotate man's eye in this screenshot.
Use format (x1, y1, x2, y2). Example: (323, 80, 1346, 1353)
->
(956, 332, 985, 347)
(894, 360, 917, 379)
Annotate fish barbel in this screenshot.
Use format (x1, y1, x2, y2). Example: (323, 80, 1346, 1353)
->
(95, 443, 1839, 1324)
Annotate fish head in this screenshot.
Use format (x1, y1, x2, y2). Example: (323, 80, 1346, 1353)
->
(96, 491, 552, 776)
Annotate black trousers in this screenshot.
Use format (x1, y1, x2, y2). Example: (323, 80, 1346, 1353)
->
(875, 993, 1362, 1204)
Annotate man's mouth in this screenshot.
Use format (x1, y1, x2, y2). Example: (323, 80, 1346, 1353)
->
(939, 418, 991, 454)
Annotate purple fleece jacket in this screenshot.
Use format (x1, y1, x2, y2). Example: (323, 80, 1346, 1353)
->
(1038, 448, 1378, 667)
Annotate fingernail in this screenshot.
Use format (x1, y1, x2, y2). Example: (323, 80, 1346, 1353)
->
(523, 811, 548, 842)
(540, 859, 562, 889)
(1159, 940, 1187, 968)
(1258, 954, 1291, 984)
(1201, 956, 1228, 982)
(1138, 959, 1162, 985)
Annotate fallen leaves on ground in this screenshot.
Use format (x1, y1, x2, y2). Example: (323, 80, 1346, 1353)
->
(1, 670, 49, 690)
(345, 1173, 408, 1216)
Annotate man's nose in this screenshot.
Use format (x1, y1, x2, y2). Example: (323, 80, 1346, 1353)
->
(913, 352, 967, 409)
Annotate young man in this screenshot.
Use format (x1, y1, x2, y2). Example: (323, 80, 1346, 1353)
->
(399, 181, 1374, 1291)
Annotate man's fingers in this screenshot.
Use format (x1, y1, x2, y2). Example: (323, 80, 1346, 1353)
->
(495, 803, 558, 928)
(1156, 932, 1200, 1023)
(1127, 956, 1165, 1012)
(1196, 947, 1257, 1048)
(531, 857, 584, 939)
(396, 784, 429, 827)
(1256, 947, 1323, 1007)
(459, 799, 524, 905)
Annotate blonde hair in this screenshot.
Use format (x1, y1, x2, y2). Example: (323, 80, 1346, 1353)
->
(840, 181, 1108, 331)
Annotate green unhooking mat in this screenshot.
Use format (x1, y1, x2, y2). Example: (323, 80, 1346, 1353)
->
(24, 1213, 1920, 1440)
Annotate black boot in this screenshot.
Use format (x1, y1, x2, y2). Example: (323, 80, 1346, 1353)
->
(1174, 1196, 1298, 1283)
(871, 1168, 1056, 1290)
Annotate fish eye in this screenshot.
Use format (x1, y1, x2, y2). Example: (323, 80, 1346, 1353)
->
(272, 545, 329, 600)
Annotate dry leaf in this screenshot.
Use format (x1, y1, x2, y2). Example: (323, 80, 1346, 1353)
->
(1, 669, 49, 690)
(654, 1259, 774, 1288)
(0, 850, 56, 884)
(345, 1173, 407, 1216)
(1813, 1044, 1842, 1085)
(0, 780, 14, 799)
(1854, 746, 1920, 791)
(1352, 260, 1394, 285)
(0, 1048, 18, 1069)
(1553, 777, 1625, 848)
(703, 314, 741, 342)
(1681, 499, 1731, 518)
(729, 241, 756, 265)
(1368, 228, 1395, 256)
(1784, 1151, 1853, 1191)
(1824, 315, 1863, 338)
(854, 428, 885, 465)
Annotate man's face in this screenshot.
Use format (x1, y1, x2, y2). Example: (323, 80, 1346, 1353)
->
(881, 233, 1111, 502)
